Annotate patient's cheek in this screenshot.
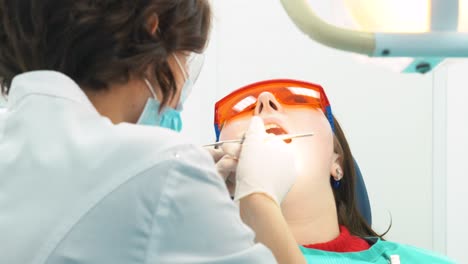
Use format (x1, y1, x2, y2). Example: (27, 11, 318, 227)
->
(220, 122, 238, 138)
(219, 126, 243, 158)
(220, 118, 251, 139)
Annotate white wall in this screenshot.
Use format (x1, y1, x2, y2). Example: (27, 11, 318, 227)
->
(182, 0, 436, 250)
(444, 61, 468, 263)
(0, 94, 5, 107)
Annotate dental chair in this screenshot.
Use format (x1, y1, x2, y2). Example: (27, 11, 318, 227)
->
(354, 160, 372, 225)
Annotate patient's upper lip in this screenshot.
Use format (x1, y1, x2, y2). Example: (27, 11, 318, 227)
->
(234, 116, 291, 139)
(260, 116, 290, 135)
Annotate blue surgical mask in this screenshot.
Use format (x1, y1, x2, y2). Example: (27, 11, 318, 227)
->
(137, 79, 183, 132)
(137, 98, 182, 132)
(138, 53, 199, 131)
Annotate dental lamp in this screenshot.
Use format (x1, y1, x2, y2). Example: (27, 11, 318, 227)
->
(280, 0, 468, 73)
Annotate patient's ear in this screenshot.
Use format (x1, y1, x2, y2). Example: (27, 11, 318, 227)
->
(147, 13, 159, 35)
(330, 153, 344, 180)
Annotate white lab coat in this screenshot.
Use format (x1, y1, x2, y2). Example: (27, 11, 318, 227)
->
(0, 71, 276, 264)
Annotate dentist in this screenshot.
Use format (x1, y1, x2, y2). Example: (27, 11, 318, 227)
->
(0, 0, 304, 263)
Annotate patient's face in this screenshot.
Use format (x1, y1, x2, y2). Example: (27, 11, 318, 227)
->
(219, 92, 336, 198)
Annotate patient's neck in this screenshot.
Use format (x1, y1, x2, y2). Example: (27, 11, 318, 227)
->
(281, 184, 340, 245)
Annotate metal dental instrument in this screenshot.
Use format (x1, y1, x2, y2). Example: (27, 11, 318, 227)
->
(203, 132, 314, 148)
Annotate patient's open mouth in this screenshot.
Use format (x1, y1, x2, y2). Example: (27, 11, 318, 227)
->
(265, 123, 292, 143)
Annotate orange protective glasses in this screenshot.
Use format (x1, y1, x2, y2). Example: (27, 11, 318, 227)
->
(214, 79, 335, 140)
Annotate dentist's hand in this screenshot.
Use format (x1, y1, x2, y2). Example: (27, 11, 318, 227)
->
(234, 116, 298, 205)
(205, 147, 235, 181)
(205, 144, 241, 195)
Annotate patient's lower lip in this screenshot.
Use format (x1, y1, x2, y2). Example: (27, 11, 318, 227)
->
(264, 122, 294, 143)
(265, 127, 287, 136)
(265, 128, 293, 144)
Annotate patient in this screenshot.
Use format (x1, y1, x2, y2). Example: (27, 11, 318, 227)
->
(213, 79, 455, 263)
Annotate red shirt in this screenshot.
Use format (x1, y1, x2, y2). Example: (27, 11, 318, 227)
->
(302, 226, 371, 252)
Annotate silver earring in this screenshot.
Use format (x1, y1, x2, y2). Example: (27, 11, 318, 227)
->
(336, 168, 343, 179)
(332, 168, 343, 189)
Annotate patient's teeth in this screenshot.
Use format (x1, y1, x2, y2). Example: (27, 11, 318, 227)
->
(265, 123, 280, 130)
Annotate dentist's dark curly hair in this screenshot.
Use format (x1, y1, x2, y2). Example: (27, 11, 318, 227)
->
(0, 0, 211, 108)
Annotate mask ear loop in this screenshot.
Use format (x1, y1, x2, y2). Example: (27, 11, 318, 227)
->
(143, 78, 158, 100)
(173, 54, 188, 81)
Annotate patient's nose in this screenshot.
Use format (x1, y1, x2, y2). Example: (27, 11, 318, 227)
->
(255, 92, 282, 115)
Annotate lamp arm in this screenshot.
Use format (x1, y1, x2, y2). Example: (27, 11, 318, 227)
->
(281, 0, 468, 58)
(280, 0, 375, 56)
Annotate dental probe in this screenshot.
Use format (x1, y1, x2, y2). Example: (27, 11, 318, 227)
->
(202, 132, 314, 148)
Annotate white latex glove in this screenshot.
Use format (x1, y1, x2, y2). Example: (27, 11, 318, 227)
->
(234, 116, 298, 205)
(205, 144, 242, 197)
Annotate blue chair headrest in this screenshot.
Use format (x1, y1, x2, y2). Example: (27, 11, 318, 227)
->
(353, 159, 372, 226)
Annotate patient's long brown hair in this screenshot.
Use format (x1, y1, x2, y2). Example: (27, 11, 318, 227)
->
(332, 116, 387, 238)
